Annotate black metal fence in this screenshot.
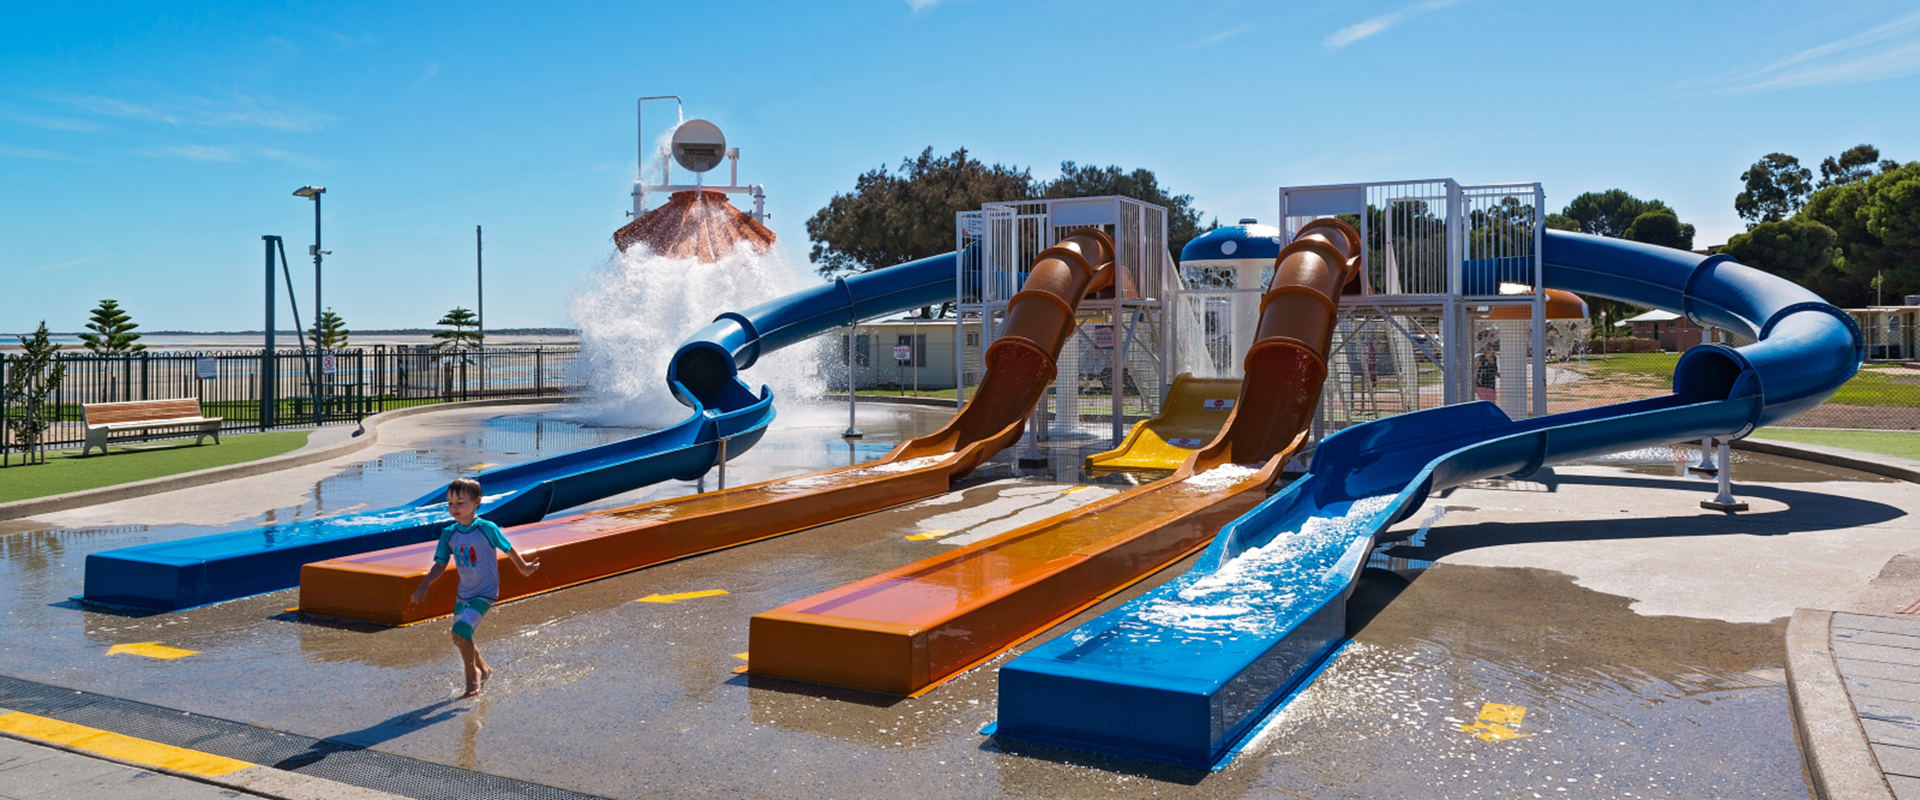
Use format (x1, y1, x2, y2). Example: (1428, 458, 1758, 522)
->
(1, 346, 581, 455)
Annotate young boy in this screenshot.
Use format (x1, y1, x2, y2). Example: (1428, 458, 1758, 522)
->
(410, 477, 539, 698)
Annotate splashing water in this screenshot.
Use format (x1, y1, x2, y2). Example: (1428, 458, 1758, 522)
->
(568, 241, 823, 428)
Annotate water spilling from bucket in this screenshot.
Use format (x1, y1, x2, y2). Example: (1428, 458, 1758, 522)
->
(569, 239, 823, 428)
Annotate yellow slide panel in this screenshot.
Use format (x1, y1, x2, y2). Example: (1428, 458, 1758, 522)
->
(1085, 373, 1241, 471)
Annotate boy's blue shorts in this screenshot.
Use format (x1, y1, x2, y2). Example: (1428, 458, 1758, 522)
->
(451, 597, 493, 640)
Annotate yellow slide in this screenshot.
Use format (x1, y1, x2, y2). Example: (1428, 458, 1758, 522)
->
(1085, 373, 1242, 471)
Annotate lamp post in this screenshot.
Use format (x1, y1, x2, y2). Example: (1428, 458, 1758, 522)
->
(293, 185, 327, 425)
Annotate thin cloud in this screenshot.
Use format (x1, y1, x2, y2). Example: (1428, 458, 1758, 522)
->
(11, 114, 106, 132)
(1726, 9, 1920, 91)
(48, 92, 332, 132)
(32, 254, 110, 273)
(1193, 25, 1251, 48)
(1326, 0, 1465, 48)
(0, 144, 92, 162)
(906, 0, 940, 13)
(139, 144, 328, 169)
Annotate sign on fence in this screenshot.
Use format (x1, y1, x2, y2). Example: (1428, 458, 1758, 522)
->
(893, 345, 913, 363)
(1092, 324, 1115, 350)
(194, 357, 217, 380)
(320, 352, 337, 376)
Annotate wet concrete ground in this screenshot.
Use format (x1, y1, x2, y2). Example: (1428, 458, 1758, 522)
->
(1, 403, 1916, 798)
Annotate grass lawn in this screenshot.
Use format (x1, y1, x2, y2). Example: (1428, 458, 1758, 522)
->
(1748, 427, 1920, 462)
(1578, 355, 1920, 407)
(0, 430, 311, 503)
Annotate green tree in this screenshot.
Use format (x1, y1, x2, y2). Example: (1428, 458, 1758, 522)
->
(806, 147, 1035, 279)
(1040, 161, 1214, 258)
(433, 307, 484, 355)
(3, 322, 67, 464)
(1622, 210, 1696, 250)
(1818, 144, 1898, 188)
(1735, 153, 1813, 226)
(1557, 189, 1681, 238)
(310, 308, 350, 350)
(77, 299, 145, 355)
(1800, 160, 1920, 306)
(1721, 219, 1844, 294)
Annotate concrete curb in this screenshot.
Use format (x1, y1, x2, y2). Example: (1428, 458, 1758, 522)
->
(823, 393, 958, 409)
(0, 396, 574, 522)
(1785, 609, 1895, 800)
(0, 708, 409, 800)
(1736, 437, 1920, 484)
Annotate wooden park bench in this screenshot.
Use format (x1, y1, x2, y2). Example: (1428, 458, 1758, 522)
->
(81, 398, 223, 456)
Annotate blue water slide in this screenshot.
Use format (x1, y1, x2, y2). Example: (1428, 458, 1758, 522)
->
(81, 251, 962, 611)
(992, 231, 1862, 768)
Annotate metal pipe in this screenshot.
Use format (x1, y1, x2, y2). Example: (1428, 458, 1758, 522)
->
(262, 235, 278, 430)
(476, 225, 484, 344)
(844, 324, 862, 438)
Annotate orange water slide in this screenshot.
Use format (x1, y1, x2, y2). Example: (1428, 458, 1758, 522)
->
(747, 218, 1364, 696)
(296, 231, 1116, 625)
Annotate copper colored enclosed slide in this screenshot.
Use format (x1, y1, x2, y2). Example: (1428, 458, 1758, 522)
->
(296, 231, 1115, 625)
(747, 218, 1364, 696)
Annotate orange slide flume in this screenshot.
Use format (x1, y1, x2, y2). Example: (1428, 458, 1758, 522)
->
(747, 218, 1364, 696)
(297, 231, 1116, 625)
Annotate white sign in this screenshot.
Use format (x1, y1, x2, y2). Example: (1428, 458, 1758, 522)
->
(1202, 398, 1235, 411)
(194, 357, 217, 380)
(1092, 324, 1114, 350)
(960, 213, 984, 238)
(320, 352, 337, 376)
(893, 345, 914, 363)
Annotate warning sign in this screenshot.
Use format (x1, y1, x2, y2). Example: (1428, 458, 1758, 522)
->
(1169, 438, 1203, 448)
(320, 352, 337, 376)
(893, 345, 913, 363)
(1202, 398, 1235, 411)
(1092, 325, 1114, 350)
(194, 357, 217, 380)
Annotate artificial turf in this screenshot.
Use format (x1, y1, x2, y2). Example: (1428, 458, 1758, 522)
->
(1747, 427, 1920, 462)
(0, 430, 311, 503)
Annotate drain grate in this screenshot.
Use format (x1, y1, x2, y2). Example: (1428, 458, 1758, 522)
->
(0, 674, 607, 800)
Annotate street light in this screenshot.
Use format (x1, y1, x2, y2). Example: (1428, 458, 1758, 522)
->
(293, 185, 328, 425)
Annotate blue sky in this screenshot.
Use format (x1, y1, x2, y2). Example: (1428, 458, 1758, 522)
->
(5, 0, 1919, 332)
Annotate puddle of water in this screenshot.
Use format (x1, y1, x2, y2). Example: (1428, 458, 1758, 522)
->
(1577, 444, 1894, 483)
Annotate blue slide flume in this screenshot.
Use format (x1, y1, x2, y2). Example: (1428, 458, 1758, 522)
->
(81, 251, 961, 611)
(991, 230, 1862, 768)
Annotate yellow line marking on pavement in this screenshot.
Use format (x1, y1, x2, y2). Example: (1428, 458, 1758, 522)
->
(0, 712, 251, 777)
(106, 642, 197, 660)
(733, 652, 750, 660)
(732, 652, 751, 673)
(469, 463, 498, 471)
(905, 529, 953, 541)
(635, 589, 729, 603)
(1061, 486, 1089, 495)
(1459, 702, 1533, 741)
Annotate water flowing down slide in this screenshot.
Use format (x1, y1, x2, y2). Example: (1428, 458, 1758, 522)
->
(81, 250, 959, 611)
(295, 231, 1117, 625)
(745, 219, 1364, 697)
(1084, 374, 1244, 472)
(990, 230, 1864, 769)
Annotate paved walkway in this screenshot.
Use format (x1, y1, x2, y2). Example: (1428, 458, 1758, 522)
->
(1835, 612, 1920, 797)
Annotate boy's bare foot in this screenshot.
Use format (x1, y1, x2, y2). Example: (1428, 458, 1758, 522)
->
(461, 683, 480, 699)
(479, 663, 493, 683)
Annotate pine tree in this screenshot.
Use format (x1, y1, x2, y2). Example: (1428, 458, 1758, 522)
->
(433, 307, 484, 355)
(310, 308, 350, 350)
(77, 299, 145, 355)
(4, 322, 67, 464)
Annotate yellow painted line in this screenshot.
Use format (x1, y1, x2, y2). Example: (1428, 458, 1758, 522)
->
(733, 652, 750, 660)
(732, 652, 751, 674)
(1459, 702, 1533, 741)
(1061, 486, 1089, 495)
(905, 529, 953, 541)
(468, 463, 498, 471)
(106, 642, 197, 660)
(0, 712, 251, 777)
(635, 589, 729, 604)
